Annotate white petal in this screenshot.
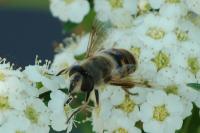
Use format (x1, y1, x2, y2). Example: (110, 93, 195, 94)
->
(147, 90, 166, 106)
(140, 103, 154, 122)
(143, 120, 164, 133)
(165, 94, 183, 114)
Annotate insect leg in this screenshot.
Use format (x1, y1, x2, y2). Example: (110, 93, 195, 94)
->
(107, 77, 143, 95)
(66, 92, 92, 124)
(85, 90, 92, 103)
(94, 89, 99, 106)
(122, 87, 138, 95)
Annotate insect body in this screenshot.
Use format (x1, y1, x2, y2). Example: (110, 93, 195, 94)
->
(68, 48, 137, 104)
(57, 21, 140, 123)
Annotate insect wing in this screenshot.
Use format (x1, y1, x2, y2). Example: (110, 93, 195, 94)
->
(86, 20, 107, 58)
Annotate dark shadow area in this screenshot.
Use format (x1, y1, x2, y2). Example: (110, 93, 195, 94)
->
(0, 8, 62, 68)
(0, 8, 86, 133)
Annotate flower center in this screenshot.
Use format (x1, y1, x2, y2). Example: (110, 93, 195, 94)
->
(36, 82, 43, 89)
(116, 95, 135, 113)
(146, 27, 165, 40)
(64, 0, 74, 4)
(64, 105, 72, 114)
(151, 51, 170, 71)
(24, 106, 39, 124)
(164, 85, 178, 94)
(109, 0, 123, 9)
(175, 28, 188, 41)
(138, 1, 151, 14)
(0, 96, 10, 110)
(131, 47, 141, 59)
(187, 57, 200, 75)
(0, 72, 6, 81)
(153, 105, 169, 121)
(113, 128, 128, 133)
(165, 0, 180, 3)
(16, 131, 25, 133)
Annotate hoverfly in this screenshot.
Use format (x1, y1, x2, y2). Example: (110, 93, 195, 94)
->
(57, 20, 147, 123)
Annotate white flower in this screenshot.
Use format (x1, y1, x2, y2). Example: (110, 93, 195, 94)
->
(107, 110, 141, 133)
(48, 90, 74, 132)
(51, 51, 76, 74)
(51, 34, 89, 73)
(94, 0, 138, 28)
(22, 98, 50, 133)
(24, 65, 66, 92)
(0, 111, 30, 133)
(92, 85, 141, 133)
(148, 0, 165, 9)
(50, 0, 90, 23)
(159, 2, 188, 19)
(135, 13, 177, 51)
(140, 90, 184, 133)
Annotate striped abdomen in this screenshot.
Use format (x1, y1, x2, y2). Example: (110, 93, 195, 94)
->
(81, 48, 137, 84)
(102, 48, 137, 77)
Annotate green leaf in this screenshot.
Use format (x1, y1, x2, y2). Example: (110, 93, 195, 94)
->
(63, 22, 78, 33)
(36, 82, 43, 89)
(187, 83, 200, 91)
(74, 52, 86, 61)
(81, 9, 96, 32)
(39, 91, 51, 106)
(176, 104, 200, 133)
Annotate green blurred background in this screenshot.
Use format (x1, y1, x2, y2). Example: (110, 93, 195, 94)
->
(0, 0, 48, 10)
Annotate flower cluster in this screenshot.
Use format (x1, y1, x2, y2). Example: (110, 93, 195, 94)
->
(1, 0, 198, 133)
(50, 0, 90, 23)
(50, 0, 200, 133)
(0, 57, 74, 133)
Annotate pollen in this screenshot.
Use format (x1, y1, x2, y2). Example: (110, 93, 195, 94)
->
(131, 47, 141, 59)
(116, 95, 135, 113)
(165, 0, 180, 4)
(43, 73, 51, 79)
(175, 28, 189, 41)
(0, 71, 6, 81)
(16, 131, 25, 133)
(153, 105, 169, 121)
(164, 85, 178, 94)
(64, 0, 74, 4)
(64, 105, 72, 114)
(151, 51, 170, 71)
(187, 57, 200, 75)
(0, 96, 10, 110)
(138, 1, 151, 14)
(109, 0, 123, 9)
(113, 128, 128, 133)
(146, 27, 165, 40)
(24, 106, 39, 124)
